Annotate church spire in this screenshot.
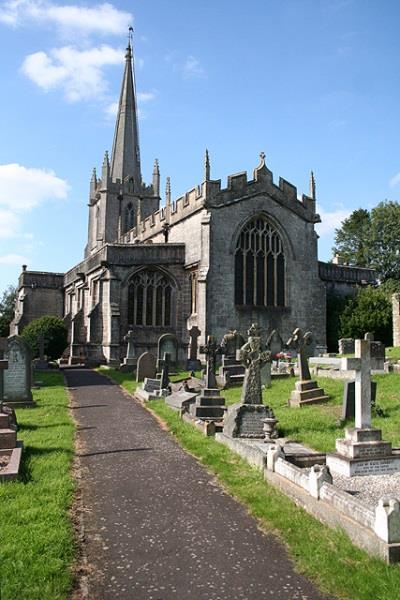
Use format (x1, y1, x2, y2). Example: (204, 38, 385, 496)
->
(110, 29, 142, 188)
(309, 170, 316, 200)
(204, 148, 210, 181)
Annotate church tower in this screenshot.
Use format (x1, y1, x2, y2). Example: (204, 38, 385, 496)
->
(85, 33, 160, 257)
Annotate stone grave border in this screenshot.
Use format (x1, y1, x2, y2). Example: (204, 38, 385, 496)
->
(215, 433, 400, 564)
(0, 441, 23, 482)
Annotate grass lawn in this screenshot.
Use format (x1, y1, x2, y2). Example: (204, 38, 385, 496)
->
(99, 367, 400, 600)
(0, 371, 75, 600)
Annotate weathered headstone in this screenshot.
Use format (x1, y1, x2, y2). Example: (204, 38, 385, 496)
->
(218, 329, 246, 387)
(370, 341, 385, 370)
(0, 355, 23, 481)
(327, 339, 400, 477)
(266, 329, 284, 357)
(342, 379, 377, 421)
(3, 336, 35, 407)
(187, 326, 201, 370)
(364, 332, 374, 341)
(136, 352, 156, 382)
(157, 334, 178, 368)
(121, 329, 136, 372)
(338, 338, 355, 355)
(223, 323, 274, 438)
(287, 328, 329, 407)
(191, 336, 226, 422)
(159, 352, 171, 390)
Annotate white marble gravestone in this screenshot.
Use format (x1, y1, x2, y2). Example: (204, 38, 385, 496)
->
(327, 339, 400, 477)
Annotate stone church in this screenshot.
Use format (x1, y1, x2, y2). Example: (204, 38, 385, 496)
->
(10, 40, 375, 364)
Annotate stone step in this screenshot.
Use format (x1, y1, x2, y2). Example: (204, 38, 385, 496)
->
(197, 396, 226, 407)
(336, 438, 392, 459)
(297, 387, 327, 401)
(0, 414, 10, 428)
(295, 395, 330, 407)
(192, 405, 227, 419)
(0, 429, 17, 450)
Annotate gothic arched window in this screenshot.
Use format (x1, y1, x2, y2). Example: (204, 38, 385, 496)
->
(128, 269, 173, 326)
(125, 202, 135, 232)
(234, 215, 285, 307)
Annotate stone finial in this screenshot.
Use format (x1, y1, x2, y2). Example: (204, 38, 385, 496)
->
(308, 465, 332, 499)
(22, 264, 27, 272)
(91, 167, 97, 182)
(375, 498, 400, 543)
(204, 148, 210, 181)
(266, 444, 285, 471)
(309, 170, 316, 200)
(152, 158, 160, 197)
(259, 151, 266, 167)
(165, 176, 171, 206)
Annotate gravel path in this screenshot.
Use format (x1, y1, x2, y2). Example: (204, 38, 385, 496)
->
(66, 368, 331, 600)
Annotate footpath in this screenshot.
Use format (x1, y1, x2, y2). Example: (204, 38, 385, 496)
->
(65, 368, 330, 600)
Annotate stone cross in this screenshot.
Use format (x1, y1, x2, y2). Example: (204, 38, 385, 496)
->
(188, 326, 201, 361)
(239, 323, 271, 405)
(38, 334, 45, 361)
(286, 328, 312, 381)
(200, 335, 221, 389)
(158, 352, 170, 390)
(123, 329, 135, 359)
(342, 339, 372, 429)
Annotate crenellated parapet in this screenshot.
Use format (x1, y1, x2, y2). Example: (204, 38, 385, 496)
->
(117, 152, 320, 245)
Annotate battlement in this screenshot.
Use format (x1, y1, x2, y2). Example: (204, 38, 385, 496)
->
(116, 154, 319, 245)
(18, 270, 64, 290)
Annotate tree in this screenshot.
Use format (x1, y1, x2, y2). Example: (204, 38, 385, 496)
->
(369, 200, 400, 281)
(339, 286, 392, 345)
(21, 316, 68, 360)
(326, 291, 349, 352)
(0, 285, 17, 337)
(332, 208, 372, 267)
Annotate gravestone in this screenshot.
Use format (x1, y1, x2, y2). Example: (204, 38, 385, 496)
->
(223, 324, 274, 439)
(219, 329, 245, 387)
(342, 380, 377, 421)
(370, 341, 385, 370)
(121, 329, 136, 372)
(3, 336, 35, 407)
(159, 352, 171, 390)
(136, 352, 156, 382)
(34, 334, 48, 370)
(327, 339, 400, 476)
(338, 338, 355, 355)
(266, 329, 284, 357)
(187, 326, 201, 370)
(287, 328, 329, 407)
(191, 336, 226, 422)
(364, 332, 374, 341)
(0, 338, 7, 401)
(157, 334, 178, 368)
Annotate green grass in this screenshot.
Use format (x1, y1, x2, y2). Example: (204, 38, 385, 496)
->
(386, 347, 400, 361)
(0, 371, 75, 600)
(101, 366, 400, 600)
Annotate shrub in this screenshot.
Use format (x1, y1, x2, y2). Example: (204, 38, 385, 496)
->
(339, 286, 392, 345)
(21, 316, 68, 360)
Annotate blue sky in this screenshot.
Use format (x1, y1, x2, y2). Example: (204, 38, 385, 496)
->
(1, 0, 400, 296)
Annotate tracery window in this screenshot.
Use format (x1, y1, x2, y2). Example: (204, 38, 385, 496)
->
(234, 215, 285, 307)
(125, 202, 135, 232)
(128, 269, 173, 326)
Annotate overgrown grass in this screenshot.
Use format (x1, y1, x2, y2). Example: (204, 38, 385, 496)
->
(386, 347, 400, 361)
(0, 371, 75, 600)
(102, 367, 400, 600)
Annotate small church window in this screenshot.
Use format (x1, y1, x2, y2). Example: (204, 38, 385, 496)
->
(235, 215, 285, 307)
(128, 269, 173, 327)
(125, 202, 135, 232)
(189, 270, 197, 314)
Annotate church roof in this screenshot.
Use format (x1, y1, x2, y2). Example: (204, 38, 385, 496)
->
(110, 38, 142, 188)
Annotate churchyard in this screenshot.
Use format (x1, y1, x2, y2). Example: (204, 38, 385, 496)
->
(4, 329, 400, 598)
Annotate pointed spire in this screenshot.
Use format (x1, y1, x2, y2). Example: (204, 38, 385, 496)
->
(165, 177, 171, 206)
(152, 158, 160, 197)
(110, 29, 142, 188)
(204, 148, 210, 181)
(102, 151, 110, 183)
(309, 170, 316, 200)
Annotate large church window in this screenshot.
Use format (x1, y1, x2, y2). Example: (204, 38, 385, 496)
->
(128, 269, 173, 327)
(125, 202, 135, 232)
(235, 215, 285, 307)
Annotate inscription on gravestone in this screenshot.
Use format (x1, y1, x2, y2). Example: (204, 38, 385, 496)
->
(3, 336, 34, 406)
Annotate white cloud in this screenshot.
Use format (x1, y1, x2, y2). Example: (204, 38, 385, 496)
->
(389, 172, 400, 189)
(104, 90, 155, 118)
(0, 209, 20, 239)
(0, 1, 132, 36)
(137, 91, 155, 103)
(22, 45, 122, 102)
(182, 55, 204, 79)
(0, 253, 29, 265)
(315, 207, 352, 236)
(105, 101, 119, 118)
(0, 163, 69, 210)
